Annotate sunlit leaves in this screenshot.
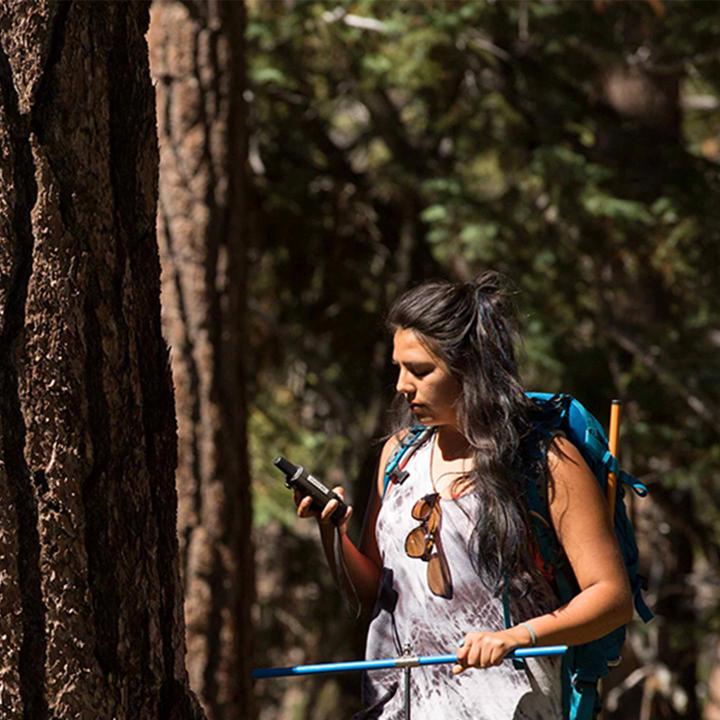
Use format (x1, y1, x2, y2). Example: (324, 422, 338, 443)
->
(247, 0, 720, 579)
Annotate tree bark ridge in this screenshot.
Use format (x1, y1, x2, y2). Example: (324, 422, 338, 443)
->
(149, 1, 253, 718)
(0, 3, 204, 718)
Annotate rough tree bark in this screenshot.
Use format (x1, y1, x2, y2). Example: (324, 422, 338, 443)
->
(0, 2, 203, 719)
(148, 2, 254, 719)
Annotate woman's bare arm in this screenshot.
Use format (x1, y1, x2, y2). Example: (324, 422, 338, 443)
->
(455, 436, 634, 671)
(513, 436, 634, 643)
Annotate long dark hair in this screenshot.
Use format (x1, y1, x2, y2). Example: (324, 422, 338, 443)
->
(387, 271, 542, 596)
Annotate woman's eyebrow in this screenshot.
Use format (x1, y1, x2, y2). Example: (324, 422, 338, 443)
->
(396, 360, 434, 370)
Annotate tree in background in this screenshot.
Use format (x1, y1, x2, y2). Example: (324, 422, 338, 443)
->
(0, 2, 202, 718)
(246, 1, 720, 718)
(149, 2, 253, 719)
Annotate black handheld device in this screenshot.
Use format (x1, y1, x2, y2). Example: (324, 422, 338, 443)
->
(274, 456, 348, 524)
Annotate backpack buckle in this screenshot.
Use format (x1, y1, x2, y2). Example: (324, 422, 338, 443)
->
(391, 469, 409, 485)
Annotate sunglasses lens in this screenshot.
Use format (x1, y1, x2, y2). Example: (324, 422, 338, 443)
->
(411, 499, 430, 521)
(411, 493, 438, 521)
(405, 526, 427, 558)
(428, 553, 452, 598)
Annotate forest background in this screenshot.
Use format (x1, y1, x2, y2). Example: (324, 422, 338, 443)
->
(0, 1, 719, 720)
(244, 2, 720, 719)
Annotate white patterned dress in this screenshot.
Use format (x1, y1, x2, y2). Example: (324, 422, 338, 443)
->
(355, 438, 563, 720)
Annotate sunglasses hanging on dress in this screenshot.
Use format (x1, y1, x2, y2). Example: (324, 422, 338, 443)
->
(404, 492, 452, 598)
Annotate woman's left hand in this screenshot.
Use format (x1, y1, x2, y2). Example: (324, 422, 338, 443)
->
(452, 629, 523, 674)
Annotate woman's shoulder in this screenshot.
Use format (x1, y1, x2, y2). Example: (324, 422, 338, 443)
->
(546, 434, 582, 472)
(378, 430, 409, 469)
(375, 427, 428, 495)
(379, 425, 435, 462)
(545, 435, 608, 519)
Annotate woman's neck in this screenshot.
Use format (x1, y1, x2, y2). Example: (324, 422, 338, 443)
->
(435, 424, 473, 460)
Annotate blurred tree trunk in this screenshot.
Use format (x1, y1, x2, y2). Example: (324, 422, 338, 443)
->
(148, 2, 253, 719)
(597, 61, 698, 720)
(0, 2, 202, 718)
(705, 639, 720, 720)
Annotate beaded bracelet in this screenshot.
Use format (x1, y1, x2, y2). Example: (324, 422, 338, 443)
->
(519, 621, 538, 647)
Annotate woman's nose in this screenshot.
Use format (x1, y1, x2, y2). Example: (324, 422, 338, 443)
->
(396, 368, 414, 396)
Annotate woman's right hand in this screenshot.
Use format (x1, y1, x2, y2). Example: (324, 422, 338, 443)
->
(294, 486, 353, 534)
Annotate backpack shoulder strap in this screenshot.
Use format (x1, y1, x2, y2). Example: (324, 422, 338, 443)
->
(525, 391, 653, 720)
(382, 425, 433, 499)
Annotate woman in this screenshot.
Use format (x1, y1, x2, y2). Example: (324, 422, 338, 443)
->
(295, 272, 633, 719)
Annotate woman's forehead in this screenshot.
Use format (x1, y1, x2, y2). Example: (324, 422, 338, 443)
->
(392, 328, 436, 362)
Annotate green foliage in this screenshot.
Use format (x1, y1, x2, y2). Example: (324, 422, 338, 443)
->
(250, 385, 350, 528)
(246, 1, 720, 716)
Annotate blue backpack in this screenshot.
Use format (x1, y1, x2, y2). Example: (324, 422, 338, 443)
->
(383, 392, 653, 720)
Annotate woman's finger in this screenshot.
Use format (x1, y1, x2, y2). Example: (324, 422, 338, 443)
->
(297, 495, 314, 517)
(490, 646, 506, 667)
(467, 641, 481, 668)
(479, 644, 493, 669)
(319, 501, 353, 525)
(452, 641, 467, 676)
(320, 498, 339, 522)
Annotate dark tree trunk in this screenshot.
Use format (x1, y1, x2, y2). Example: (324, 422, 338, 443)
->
(596, 58, 698, 720)
(0, 2, 202, 719)
(705, 638, 720, 720)
(149, 2, 254, 719)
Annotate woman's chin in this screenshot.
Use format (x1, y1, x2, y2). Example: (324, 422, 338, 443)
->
(411, 408, 433, 423)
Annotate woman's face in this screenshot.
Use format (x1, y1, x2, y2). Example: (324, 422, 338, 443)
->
(392, 328, 462, 427)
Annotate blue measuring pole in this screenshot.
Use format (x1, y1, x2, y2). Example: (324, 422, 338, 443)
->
(252, 645, 567, 679)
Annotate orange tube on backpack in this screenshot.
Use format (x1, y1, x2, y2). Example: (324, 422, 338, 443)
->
(607, 400, 622, 526)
